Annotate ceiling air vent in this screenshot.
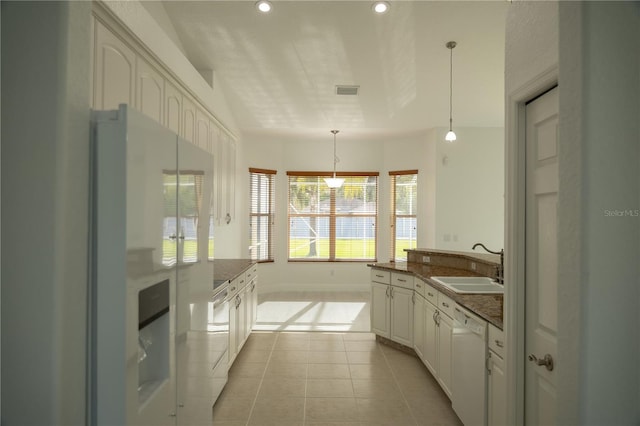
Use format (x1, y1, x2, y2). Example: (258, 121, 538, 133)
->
(335, 85, 360, 96)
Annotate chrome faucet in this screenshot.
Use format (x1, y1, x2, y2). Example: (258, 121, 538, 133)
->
(472, 243, 504, 285)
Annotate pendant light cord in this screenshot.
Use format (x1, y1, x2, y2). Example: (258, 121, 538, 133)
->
(449, 43, 453, 131)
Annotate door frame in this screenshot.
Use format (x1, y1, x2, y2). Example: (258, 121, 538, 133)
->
(504, 65, 557, 425)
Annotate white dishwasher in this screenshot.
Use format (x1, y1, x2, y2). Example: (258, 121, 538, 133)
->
(452, 303, 488, 426)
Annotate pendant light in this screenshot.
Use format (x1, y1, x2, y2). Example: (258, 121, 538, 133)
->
(445, 41, 457, 142)
(324, 130, 344, 189)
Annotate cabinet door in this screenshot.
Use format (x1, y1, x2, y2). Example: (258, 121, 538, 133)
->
(182, 96, 196, 144)
(228, 294, 238, 365)
(94, 20, 136, 110)
(413, 294, 425, 360)
(226, 138, 236, 224)
(488, 351, 507, 426)
(370, 282, 390, 338)
(390, 286, 414, 347)
(437, 313, 453, 398)
(249, 278, 258, 329)
(196, 109, 210, 151)
(136, 58, 164, 123)
(164, 81, 182, 136)
(423, 301, 438, 376)
(236, 290, 247, 353)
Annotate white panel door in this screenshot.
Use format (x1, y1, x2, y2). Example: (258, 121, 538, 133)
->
(525, 86, 559, 424)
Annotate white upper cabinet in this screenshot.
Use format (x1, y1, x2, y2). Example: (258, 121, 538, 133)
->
(164, 81, 182, 136)
(94, 20, 136, 110)
(136, 57, 164, 124)
(182, 96, 196, 144)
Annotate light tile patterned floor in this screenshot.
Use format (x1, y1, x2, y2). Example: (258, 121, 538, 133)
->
(212, 331, 462, 426)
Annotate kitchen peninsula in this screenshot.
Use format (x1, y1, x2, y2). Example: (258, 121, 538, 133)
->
(369, 248, 503, 329)
(368, 248, 506, 424)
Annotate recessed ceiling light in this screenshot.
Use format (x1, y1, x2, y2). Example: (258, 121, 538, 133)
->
(372, 1, 390, 14)
(255, 0, 272, 13)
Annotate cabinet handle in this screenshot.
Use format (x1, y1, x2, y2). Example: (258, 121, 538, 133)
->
(385, 287, 390, 297)
(390, 287, 394, 298)
(427, 292, 434, 297)
(495, 339, 504, 348)
(435, 311, 441, 326)
(432, 310, 438, 323)
(376, 274, 384, 278)
(412, 294, 415, 304)
(225, 213, 231, 224)
(442, 302, 450, 308)
(397, 278, 407, 282)
(416, 283, 422, 288)
(231, 286, 236, 292)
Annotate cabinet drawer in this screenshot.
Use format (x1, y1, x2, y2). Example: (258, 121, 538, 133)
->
(437, 293, 455, 318)
(371, 269, 391, 284)
(391, 273, 414, 290)
(246, 264, 258, 282)
(489, 324, 505, 358)
(229, 272, 246, 296)
(414, 278, 426, 298)
(424, 283, 438, 306)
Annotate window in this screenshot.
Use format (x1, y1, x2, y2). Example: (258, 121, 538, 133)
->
(163, 170, 204, 265)
(250, 168, 276, 262)
(390, 170, 418, 262)
(288, 172, 378, 262)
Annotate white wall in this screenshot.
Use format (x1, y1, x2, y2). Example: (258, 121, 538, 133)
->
(243, 128, 503, 293)
(433, 127, 504, 251)
(504, 2, 559, 423)
(566, 3, 639, 423)
(1, 2, 91, 424)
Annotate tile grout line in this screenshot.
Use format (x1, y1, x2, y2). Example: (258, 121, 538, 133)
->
(378, 342, 421, 426)
(243, 332, 277, 426)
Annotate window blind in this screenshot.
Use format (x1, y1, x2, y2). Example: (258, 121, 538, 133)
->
(390, 170, 418, 262)
(287, 171, 378, 262)
(250, 168, 276, 262)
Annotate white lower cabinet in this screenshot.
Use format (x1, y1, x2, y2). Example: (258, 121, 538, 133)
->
(413, 294, 426, 360)
(436, 310, 453, 397)
(488, 324, 507, 425)
(417, 284, 453, 398)
(370, 270, 413, 346)
(228, 266, 258, 367)
(390, 286, 414, 347)
(371, 270, 391, 337)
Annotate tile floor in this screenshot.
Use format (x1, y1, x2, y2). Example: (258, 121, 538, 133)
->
(212, 331, 462, 426)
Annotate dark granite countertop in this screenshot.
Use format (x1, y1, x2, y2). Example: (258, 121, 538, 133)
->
(213, 259, 256, 285)
(368, 262, 503, 330)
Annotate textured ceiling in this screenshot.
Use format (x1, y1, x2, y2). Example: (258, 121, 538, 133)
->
(161, 1, 508, 138)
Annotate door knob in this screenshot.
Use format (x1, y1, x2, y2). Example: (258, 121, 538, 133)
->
(528, 353, 554, 371)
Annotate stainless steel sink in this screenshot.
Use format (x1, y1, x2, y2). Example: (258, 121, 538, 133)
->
(430, 276, 504, 294)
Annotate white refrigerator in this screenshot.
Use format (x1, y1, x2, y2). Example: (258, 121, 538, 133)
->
(90, 105, 223, 425)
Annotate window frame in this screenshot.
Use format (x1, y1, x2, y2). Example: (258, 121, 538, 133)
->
(287, 171, 379, 263)
(390, 170, 418, 262)
(249, 167, 276, 263)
